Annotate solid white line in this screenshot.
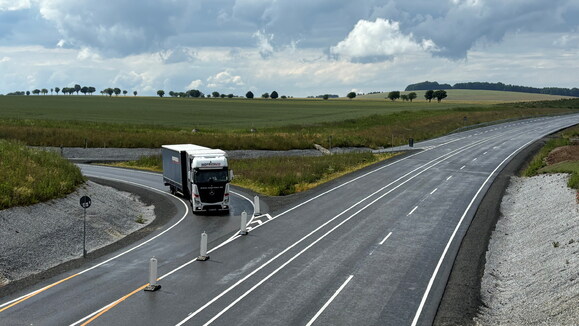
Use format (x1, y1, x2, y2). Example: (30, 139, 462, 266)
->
(410, 137, 540, 326)
(430, 188, 438, 195)
(1, 176, 190, 311)
(407, 206, 418, 216)
(178, 136, 499, 326)
(379, 232, 393, 245)
(305, 275, 354, 326)
(446, 176, 452, 181)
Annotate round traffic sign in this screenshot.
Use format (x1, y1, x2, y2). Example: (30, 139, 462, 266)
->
(80, 196, 91, 209)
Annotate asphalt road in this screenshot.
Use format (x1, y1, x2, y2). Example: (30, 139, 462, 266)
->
(1, 114, 578, 326)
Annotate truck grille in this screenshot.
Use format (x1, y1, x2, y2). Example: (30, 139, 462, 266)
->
(198, 185, 225, 204)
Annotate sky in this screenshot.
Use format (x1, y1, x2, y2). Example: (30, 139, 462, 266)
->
(0, 0, 578, 97)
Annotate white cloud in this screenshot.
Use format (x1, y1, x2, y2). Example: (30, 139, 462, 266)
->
(207, 71, 245, 89)
(330, 19, 436, 62)
(0, 0, 30, 11)
(187, 79, 203, 89)
(253, 30, 274, 58)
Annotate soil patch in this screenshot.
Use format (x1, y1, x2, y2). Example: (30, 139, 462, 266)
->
(546, 145, 579, 165)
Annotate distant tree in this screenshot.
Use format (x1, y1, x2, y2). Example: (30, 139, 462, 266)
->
(81, 86, 89, 95)
(50, 88, 53, 95)
(245, 91, 254, 99)
(112, 88, 120, 96)
(347, 92, 356, 100)
(323, 94, 329, 100)
(169, 91, 175, 97)
(270, 91, 279, 99)
(26, 91, 30, 96)
(123, 90, 128, 96)
(157, 90, 165, 97)
(261, 92, 270, 99)
(212, 91, 220, 98)
(281, 95, 287, 99)
(74, 84, 81, 95)
(400, 94, 409, 101)
(228, 94, 234, 98)
(433, 90, 448, 102)
(105, 88, 114, 96)
(408, 92, 417, 102)
(41, 88, 48, 95)
(387, 91, 400, 101)
(88, 86, 96, 95)
(133, 91, 137, 96)
(55, 87, 60, 95)
(188, 89, 202, 98)
(424, 90, 434, 102)
(33, 89, 40, 95)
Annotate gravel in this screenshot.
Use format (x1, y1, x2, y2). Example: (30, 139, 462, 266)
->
(474, 174, 579, 325)
(0, 181, 155, 288)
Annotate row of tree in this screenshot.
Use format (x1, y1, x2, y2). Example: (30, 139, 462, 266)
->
(405, 81, 579, 97)
(156, 89, 289, 99)
(6, 85, 137, 96)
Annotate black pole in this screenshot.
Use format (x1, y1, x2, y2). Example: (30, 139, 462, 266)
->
(83, 208, 87, 258)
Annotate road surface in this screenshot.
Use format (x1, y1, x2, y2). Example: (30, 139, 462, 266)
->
(1, 114, 578, 325)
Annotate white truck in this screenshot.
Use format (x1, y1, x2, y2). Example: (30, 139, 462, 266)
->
(162, 144, 233, 213)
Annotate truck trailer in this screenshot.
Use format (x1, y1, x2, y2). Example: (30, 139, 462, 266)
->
(162, 144, 233, 213)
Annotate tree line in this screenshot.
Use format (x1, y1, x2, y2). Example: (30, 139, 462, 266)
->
(156, 89, 289, 99)
(405, 81, 579, 97)
(5, 84, 137, 97)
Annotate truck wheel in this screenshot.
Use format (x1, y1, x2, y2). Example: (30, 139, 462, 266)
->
(169, 186, 176, 195)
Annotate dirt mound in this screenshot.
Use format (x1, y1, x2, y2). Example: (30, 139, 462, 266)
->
(546, 145, 579, 165)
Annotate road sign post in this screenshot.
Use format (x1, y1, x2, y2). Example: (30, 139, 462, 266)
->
(79, 196, 91, 258)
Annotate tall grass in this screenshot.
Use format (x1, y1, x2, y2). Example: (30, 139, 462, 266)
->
(0, 140, 86, 209)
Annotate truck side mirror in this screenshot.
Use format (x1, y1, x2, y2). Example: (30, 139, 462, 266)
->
(229, 170, 234, 181)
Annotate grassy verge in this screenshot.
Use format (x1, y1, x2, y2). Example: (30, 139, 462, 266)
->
(0, 140, 86, 209)
(109, 152, 397, 196)
(523, 125, 579, 189)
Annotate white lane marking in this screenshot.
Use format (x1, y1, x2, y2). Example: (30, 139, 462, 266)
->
(1, 176, 190, 310)
(483, 152, 488, 155)
(175, 135, 500, 326)
(407, 206, 418, 216)
(305, 275, 354, 326)
(379, 232, 393, 245)
(430, 188, 438, 195)
(411, 137, 543, 326)
(473, 158, 477, 161)
(460, 165, 466, 170)
(446, 176, 453, 181)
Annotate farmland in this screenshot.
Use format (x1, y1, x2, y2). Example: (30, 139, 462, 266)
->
(359, 89, 575, 103)
(0, 93, 577, 150)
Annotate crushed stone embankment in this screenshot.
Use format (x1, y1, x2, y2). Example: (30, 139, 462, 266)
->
(475, 174, 578, 325)
(0, 181, 155, 289)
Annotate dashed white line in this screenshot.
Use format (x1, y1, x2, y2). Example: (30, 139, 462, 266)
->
(407, 206, 418, 216)
(473, 158, 478, 161)
(379, 232, 393, 245)
(305, 275, 354, 326)
(430, 188, 438, 195)
(483, 152, 488, 155)
(446, 176, 453, 181)
(460, 165, 466, 170)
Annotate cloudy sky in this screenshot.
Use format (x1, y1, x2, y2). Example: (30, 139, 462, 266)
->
(0, 0, 578, 97)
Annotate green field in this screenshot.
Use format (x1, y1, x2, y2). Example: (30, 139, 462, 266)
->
(0, 93, 577, 150)
(359, 89, 574, 103)
(0, 95, 480, 129)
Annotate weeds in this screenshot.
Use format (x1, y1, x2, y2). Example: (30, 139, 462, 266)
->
(0, 140, 86, 209)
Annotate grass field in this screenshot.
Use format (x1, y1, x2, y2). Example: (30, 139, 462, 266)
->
(359, 89, 575, 103)
(0, 139, 86, 209)
(0, 94, 577, 150)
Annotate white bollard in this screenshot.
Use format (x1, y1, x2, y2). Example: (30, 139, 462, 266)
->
(144, 257, 161, 291)
(240, 211, 248, 235)
(254, 195, 261, 216)
(198, 232, 210, 261)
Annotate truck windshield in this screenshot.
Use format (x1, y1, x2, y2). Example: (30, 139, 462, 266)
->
(194, 169, 229, 183)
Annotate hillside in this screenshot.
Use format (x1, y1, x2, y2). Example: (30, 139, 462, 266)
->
(358, 89, 575, 103)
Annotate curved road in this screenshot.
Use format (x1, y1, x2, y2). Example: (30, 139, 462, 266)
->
(1, 114, 578, 325)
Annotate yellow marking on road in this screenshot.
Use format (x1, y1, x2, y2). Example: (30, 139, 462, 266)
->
(0, 274, 79, 313)
(81, 283, 149, 325)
